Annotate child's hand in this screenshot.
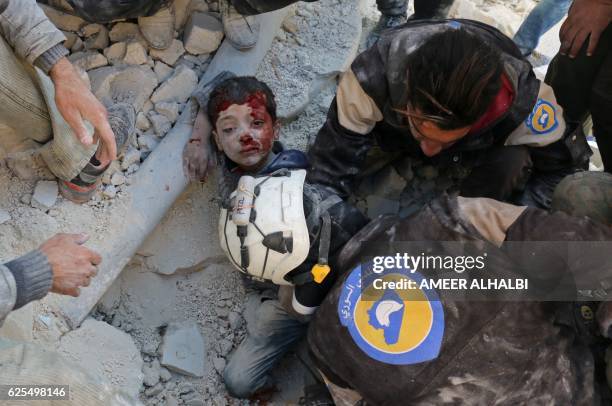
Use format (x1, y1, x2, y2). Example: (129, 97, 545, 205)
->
(183, 108, 215, 182)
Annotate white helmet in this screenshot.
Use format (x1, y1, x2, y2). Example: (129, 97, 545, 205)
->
(219, 169, 310, 285)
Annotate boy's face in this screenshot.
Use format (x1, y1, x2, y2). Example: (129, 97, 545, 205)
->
(213, 98, 278, 171)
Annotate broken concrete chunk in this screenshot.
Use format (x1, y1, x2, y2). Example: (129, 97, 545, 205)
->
(0, 209, 10, 224)
(32, 181, 58, 210)
(121, 148, 141, 170)
(138, 134, 160, 154)
(282, 18, 298, 34)
(89, 66, 158, 111)
(111, 172, 126, 186)
(149, 113, 172, 137)
(155, 102, 179, 123)
(58, 319, 143, 399)
(184, 13, 224, 55)
(136, 112, 151, 131)
(71, 37, 84, 52)
(212, 357, 226, 374)
(150, 65, 197, 104)
(68, 51, 108, 71)
(159, 367, 172, 382)
(82, 24, 109, 50)
(103, 42, 127, 64)
(109, 22, 147, 46)
(144, 382, 163, 397)
(153, 61, 173, 83)
(39, 4, 85, 31)
(103, 185, 117, 199)
(142, 360, 161, 387)
(149, 39, 185, 66)
(160, 322, 206, 377)
(123, 42, 148, 65)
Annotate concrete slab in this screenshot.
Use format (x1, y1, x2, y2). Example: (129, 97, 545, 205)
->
(160, 322, 207, 377)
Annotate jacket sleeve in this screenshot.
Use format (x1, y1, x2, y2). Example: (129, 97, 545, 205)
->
(0, 250, 53, 327)
(306, 70, 383, 198)
(0, 0, 66, 68)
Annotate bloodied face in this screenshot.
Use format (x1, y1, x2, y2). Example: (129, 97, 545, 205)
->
(213, 93, 278, 171)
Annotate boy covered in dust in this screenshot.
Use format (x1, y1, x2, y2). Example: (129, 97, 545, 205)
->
(184, 74, 367, 399)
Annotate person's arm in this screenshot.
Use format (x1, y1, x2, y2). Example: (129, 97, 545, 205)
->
(0, 233, 101, 326)
(183, 71, 235, 182)
(306, 70, 382, 198)
(0, 0, 118, 164)
(560, 0, 612, 57)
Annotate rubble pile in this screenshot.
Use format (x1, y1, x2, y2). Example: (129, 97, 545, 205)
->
(40, 0, 223, 208)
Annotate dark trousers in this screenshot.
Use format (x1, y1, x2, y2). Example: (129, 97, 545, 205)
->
(232, 0, 454, 17)
(546, 26, 612, 173)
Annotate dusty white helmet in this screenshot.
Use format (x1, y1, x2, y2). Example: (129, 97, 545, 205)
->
(219, 169, 310, 285)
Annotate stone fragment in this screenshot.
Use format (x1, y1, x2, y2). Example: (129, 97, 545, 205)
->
(149, 39, 185, 66)
(212, 357, 226, 374)
(103, 185, 117, 199)
(71, 37, 84, 52)
(0, 209, 10, 224)
(126, 164, 140, 175)
(89, 66, 158, 111)
(68, 51, 108, 71)
(142, 360, 161, 387)
(184, 13, 224, 55)
(109, 22, 146, 46)
(121, 148, 141, 170)
(39, 4, 85, 31)
(166, 394, 179, 406)
(136, 112, 151, 131)
(32, 181, 58, 209)
(62, 31, 78, 49)
(178, 382, 194, 394)
(103, 42, 127, 64)
(111, 172, 126, 186)
(282, 18, 298, 34)
(123, 42, 148, 65)
(82, 24, 109, 50)
(153, 61, 173, 83)
(159, 367, 172, 382)
(149, 113, 172, 137)
(160, 323, 206, 377)
(138, 134, 160, 156)
(228, 311, 242, 330)
(173, 0, 193, 30)
(155, 102, 179, 123)
(20, 194, 31, 205)
(150, 65, 197, 104)
(58, 319, 143, 399)
(145, 383, 163, 397)
(190, 0, 210, 13)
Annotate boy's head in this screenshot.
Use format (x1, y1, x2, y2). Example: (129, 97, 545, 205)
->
(207, 77, 279, 171)
(402, 28, 503, 157)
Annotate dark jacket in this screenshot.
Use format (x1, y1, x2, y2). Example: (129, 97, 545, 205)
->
(307, 19, 591, 198)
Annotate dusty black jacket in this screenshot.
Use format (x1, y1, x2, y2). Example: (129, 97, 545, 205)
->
(307, 19, 591, 198)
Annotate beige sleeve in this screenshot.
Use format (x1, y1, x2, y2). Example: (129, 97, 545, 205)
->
(336, 70, 383, 135)
(457, 197, 527, 247)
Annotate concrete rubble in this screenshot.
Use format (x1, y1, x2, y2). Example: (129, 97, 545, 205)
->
(32, 180, 58, 210)
(0, 0, 559, 404)
(160, 323, 207, 377)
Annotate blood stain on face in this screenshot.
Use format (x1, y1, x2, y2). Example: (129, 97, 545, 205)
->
(213, 92, 276, 171)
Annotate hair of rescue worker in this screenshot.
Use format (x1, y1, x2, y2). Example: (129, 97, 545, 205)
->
(207, 76, 277, 125)
(401, 28, 503, 130)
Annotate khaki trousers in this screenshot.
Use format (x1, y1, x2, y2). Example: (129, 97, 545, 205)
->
(0, 35, 96, 181)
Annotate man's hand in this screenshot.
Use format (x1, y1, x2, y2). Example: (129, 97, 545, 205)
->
(560, 0, 612, 57)
(183, 107, 215, 182)
(39, 233, 101, 297)
(49, 57, 117, 165)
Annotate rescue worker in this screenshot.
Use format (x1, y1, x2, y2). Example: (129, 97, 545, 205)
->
(307, 175, 612, 405)
(187, 75, 368, 400)
(307, 19, 591, 216)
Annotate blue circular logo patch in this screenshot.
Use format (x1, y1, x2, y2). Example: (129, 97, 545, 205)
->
(337, 262, 444, 365)
(526, 99, 558, 134)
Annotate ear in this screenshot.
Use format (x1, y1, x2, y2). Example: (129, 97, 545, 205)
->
(212, 130, 223, 151)
(273, 121, 280, 140)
